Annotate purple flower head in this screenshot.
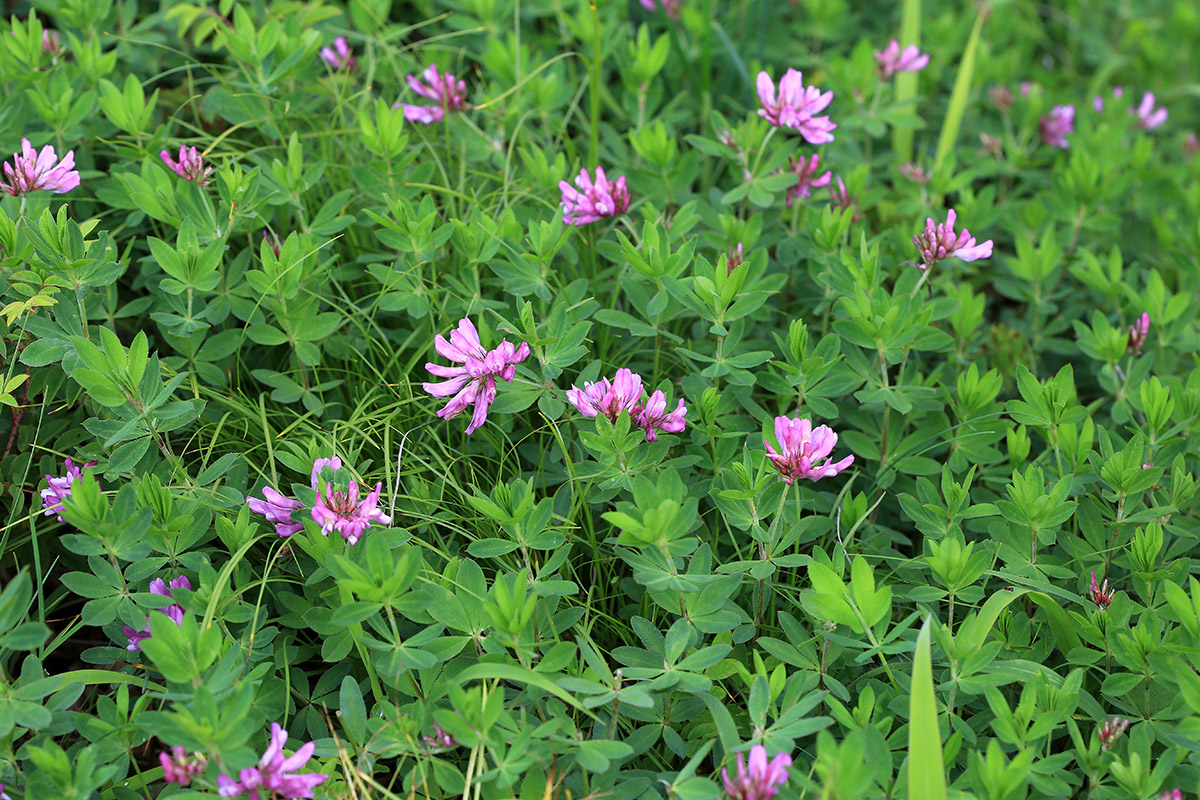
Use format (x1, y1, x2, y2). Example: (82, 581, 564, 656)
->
(1089, 570, 1114, 609)
(0, 783, 9, 800)
(160, 146, 212, 186)
(559, 166, 630, 226)
(1158, 791, 1183, 800)
(41, 457, 98, 522)
(634, 390, 687, 442)
(1133, 91, 1167, 130)
(566, 369, 686, 441)
(912, 209, 992, 270)
(722, 744, 793, 800)
(247, 487, 305, 538)
(899, 162, 930, 184)
(784, 153, 831, 208)
(423, 317, 531, 434)
(639, 0, 682, 17)
(1092, 86, 1124, 112)
(828, 175, 859, 222)
(123, 576, 191, 651)
(1127, 312, 1150, 355)
(1, 138, 80, 197)
(1019, 81, 1033, 98)
(424, 724, 458, 750)
(764, 417, 854, 484)
(874, 40, 929, 80)
(161, 746, 207, 786)
(567, 368, 644, 422)
(42, 29, 63, 57)
(319, 36, 355, 71)
(727, 242, 745, 275)
(398, 63, 468, 125)
(989, 85, 1015, 111)
(756, 69, 836, 144)
(263, 229, 282, 258)
(218, 722, 328, 799)
(311, 479, 391, 546)
(247, 456, 345, 539)
(1039, 104, 1075, 149)
(1098, 717, 1130, 752)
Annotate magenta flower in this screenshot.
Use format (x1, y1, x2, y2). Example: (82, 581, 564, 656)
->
(1097, 717, 1129, 752)
(567, 368, 645, 422)
(424, 724, 458, 750)
(161, 746, 207, 786)
(41, 457, 97, 522)
(726, 242, 745, 275)
(764, 417, 854, 484)
(559, 166, 630, 226)
(566, 369, 686, 441)
(423, 317, 531, 435)
(1127, 312, 1150, 355)
(1092, 86, 1123, 112)
(638, 0, 681, 17)
(912, 209, 993, 270)
(1019, 81, 1033, 98)
(0, 138, 80, 197)
(1039, 104, 1075, 149)
(319, 36, 355, 71)
(398, 63, 468, 125)
(0, 782, 8, 800)
(722, 744, 793, 800)
(1089, 571, 1113, 609)
(1185, 132, 1199, 161)
(217, 722, 327, 799)
(122, 575, 190, 651)
(247, 487, 305, 538)
(311, 479, 390, 546)
(828, 175, 859, 222)
(635, 390, 687, 442)
(874, 40, 929, 80)
(784, 153, 831, 207)
(1132, 91, 1167, 130)
(263, 229, 282, 258)
(1158, 791, 1183, 800)
(898, 162, 930, 184)
(247, 457, 343, 538)
(42, 29, 63, 57)
(160, 146, 213, 186)
(989, 85, 1015, 112)
(756, 69, 836, 144)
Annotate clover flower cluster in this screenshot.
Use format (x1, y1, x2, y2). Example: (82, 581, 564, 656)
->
(160, 146, 213, 186)
(123, 575, 190, 651)
(1, 138, 79, 197)
(41, 457, 97, 521)
(722, 744, 793, 800)
(912, 209, 993, 271)
(248, 456, 390, 545)
(566, 368, 688, 442)
(217, 723, 328, 799)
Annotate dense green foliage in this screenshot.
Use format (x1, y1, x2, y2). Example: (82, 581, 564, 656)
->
(1, 0, 1199, 797)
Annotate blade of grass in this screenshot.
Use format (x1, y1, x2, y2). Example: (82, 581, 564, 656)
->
(892, 0, 922, 164)
(932, 7, 987, 178)
(588, 0, 602, 165)
(908, 615, 948, 800)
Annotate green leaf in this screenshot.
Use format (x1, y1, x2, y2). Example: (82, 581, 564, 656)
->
(339, 676, 367, 744)
(908, 616, 947, 800)
(933, 10, 986, 176)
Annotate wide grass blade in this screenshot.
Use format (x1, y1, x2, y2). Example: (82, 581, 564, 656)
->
(908, 615, 948, 800)
(932, 9, 987, 177)
(892, 0, 922, 163)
